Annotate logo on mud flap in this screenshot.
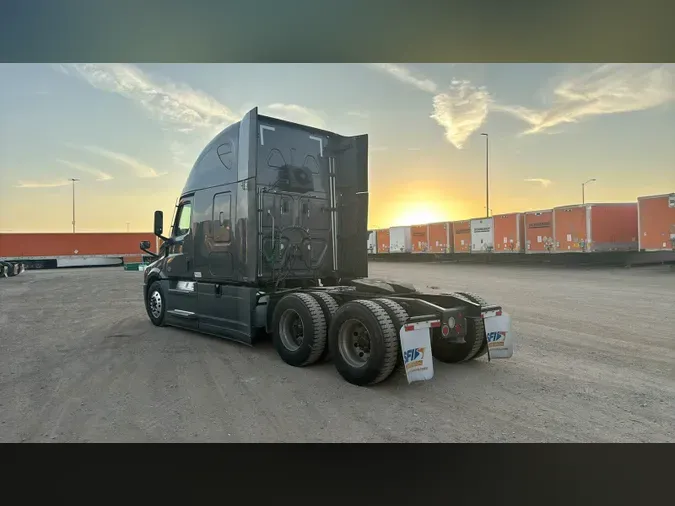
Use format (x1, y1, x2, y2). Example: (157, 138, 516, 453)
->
(486, 331, 507, 348)
(403, 347, 426, 370)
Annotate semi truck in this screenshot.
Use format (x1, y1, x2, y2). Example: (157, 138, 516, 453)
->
(139, 108, 513, 386)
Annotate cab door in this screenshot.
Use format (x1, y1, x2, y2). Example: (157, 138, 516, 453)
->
(164, 196, 199, 329)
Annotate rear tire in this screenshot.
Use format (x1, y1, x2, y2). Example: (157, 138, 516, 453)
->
(431, 292, 487, 363)
(329, 299, 400, 386)
(272, 293, 327, 367)
(308, 291, 339, 361)
(372, 298, 409, 369)
(454, 292, 490, 360)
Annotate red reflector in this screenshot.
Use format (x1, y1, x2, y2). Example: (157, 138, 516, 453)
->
(441, 324, 450, 336)
(404, 324, 414, 331)
(431, 320, 441, 328)
(496, 310, 502, 316)
(455, 324, 461, 332)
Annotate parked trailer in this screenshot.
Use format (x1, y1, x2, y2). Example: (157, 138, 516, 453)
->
(493, 213, 524, 253)
(390, 226, 413, 253)
(453, 220, 471, 253)
(367, 230, 377, 254)
(139, 108, 513, 387)
(376, 228, 390, 254)
(411, 225, 429, 253)
(553, 203, 638, 252)
(638, 193, 675, 251)
(524, 210, 554, 253)
(0, 232, 159, 268)
(470, 218, 494, 253)
(428, 222, 452, 253)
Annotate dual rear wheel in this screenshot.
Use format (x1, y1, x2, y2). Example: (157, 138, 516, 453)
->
(271, 291, 489, 386)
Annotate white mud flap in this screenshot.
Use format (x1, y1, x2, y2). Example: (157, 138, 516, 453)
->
(399, 321, 436, 383)
(483, 311, 514, 359)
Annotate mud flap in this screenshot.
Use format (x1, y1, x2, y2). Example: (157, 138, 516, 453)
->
(399, 322, 435, 383)
(483, 311, 514, 359)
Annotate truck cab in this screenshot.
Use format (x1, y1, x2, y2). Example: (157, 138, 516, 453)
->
(140, 107, 513, 387)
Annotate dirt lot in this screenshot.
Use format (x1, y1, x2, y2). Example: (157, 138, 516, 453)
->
(0, 262, 673, 443)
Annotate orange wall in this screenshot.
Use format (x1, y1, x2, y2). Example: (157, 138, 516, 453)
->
(428, 222, 452, 253)
(590, 204, 638, 249)
(411, 225, 429, 253)
(524, 211, 553, 253)
(638, 195, 675, 251)
(0, 233, 157, 258)
(376, 228, 390, 253)
(493, 213, 524, 253)
(453, 220, 471, 253)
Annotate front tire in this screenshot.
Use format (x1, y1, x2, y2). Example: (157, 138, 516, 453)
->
(328, 299, 400, 386)
(272, 293, 328, 367)
(146, 280, 166, 326)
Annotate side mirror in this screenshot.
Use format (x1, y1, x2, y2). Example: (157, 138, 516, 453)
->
(154, 210, 164, 236)
(140, 240, 151, 250)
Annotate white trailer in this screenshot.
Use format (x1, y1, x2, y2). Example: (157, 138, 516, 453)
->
(367, 230, 377, 254)
(389, 226, 412, 253)
(471, 218, 494, 253)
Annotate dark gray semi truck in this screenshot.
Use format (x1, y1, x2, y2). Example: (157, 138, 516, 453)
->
(140, 108, 513, 386)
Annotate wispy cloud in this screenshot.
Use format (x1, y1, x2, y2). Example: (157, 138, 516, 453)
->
(15, 180, 71, 188)
(493, 64, 675, 135)
(72, 145, 165, 178)
(265, 103, 326, 129)
(367, 64, 490, 149)
(430, 80, 491, 149)
(524, 178, 553, 188)
(347, 110, 370, 119)
(56, 159, 113, 181)
(59, 63, 238, 135)
(369, 63, 438, 93)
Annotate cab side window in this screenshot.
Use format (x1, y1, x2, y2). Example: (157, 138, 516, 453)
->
(173, 201, 192, 237)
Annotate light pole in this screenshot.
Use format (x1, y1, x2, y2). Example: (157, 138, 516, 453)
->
(480, 133, 489, 218)
(582, 178, 596, 205)
(69, 178, 79, 233)
(126, 222, 130, 233)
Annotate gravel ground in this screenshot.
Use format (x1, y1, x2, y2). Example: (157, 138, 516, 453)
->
(0, 263, 673, 443)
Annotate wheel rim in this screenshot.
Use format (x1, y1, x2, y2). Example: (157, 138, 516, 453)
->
(149, 290, 162, 319)
(279, 309, 304, 351)
(337, 318, 371, 368)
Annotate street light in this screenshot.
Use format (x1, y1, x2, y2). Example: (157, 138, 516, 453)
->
(126, 222, 130, 233)
(69, 178, 79, 233)
(582, 178, 596, 205)
(480, 133, 489, 218)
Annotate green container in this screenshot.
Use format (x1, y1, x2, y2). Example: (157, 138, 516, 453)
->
(124, 262, 148, 271)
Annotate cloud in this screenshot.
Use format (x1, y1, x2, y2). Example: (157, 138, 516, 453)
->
(493, 63, 675, 135)
(524, 178, 553, 188)
(265, 103, 326, 129)
(15, 180, 71, 188)
(60, 63, 238, 135)
(73, 145, 166, 178)
(56, 159, 113, 181)
(347, 110, 370, 119)
(430, 80, 491, 149)
(369, 63, 438, 93)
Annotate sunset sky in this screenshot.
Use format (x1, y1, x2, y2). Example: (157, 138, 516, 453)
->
(1, 63, 673, 233)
